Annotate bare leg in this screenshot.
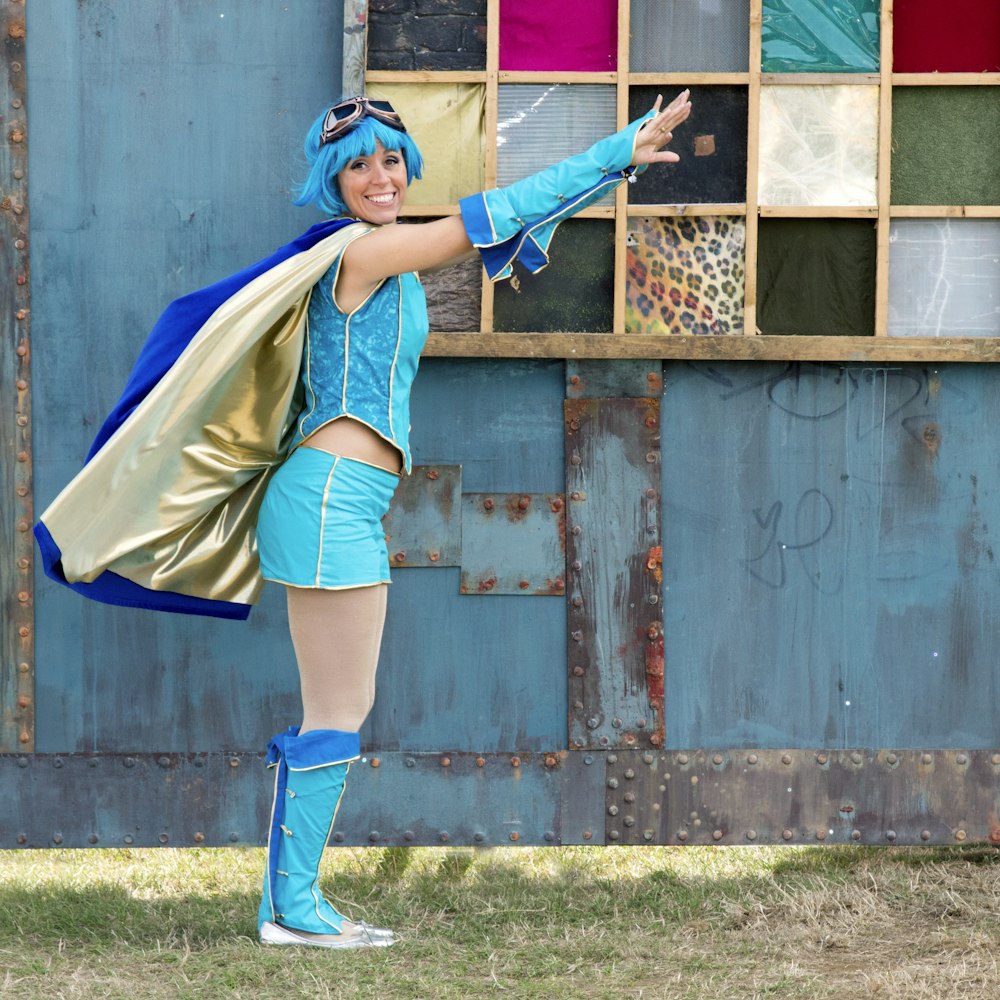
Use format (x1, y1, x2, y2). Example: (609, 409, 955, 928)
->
(287, 583, 388, 734)
(276, 583, 389, 944)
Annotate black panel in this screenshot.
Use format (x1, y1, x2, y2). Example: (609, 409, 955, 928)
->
(628, 85, 748, 205)
(368, 0, 487, 71)
(493, 220, 615, 333)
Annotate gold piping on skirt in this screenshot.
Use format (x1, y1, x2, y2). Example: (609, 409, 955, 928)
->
(40, 224, 371, 606)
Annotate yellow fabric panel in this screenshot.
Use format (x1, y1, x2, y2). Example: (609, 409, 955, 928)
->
(369, 83, 485, 206)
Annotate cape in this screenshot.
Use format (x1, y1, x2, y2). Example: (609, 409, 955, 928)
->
(34, 219, 370, 621)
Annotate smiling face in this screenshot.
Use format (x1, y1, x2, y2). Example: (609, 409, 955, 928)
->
(336, 140, 409, 224)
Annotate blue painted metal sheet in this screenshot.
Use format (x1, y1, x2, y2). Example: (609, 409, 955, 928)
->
(662, 362, 1000, 749)
(566, 397, 663, 751)
(460, 493, 566, 595)
(382, 464, 462, 568)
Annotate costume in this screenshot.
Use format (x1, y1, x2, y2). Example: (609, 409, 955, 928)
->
(34, 109, 658, 949)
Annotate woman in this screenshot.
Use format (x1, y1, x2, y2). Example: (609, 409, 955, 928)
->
(35, 90, 691, 950)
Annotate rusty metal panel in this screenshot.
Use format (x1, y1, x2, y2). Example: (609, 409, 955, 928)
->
(1, 1, 33, 752)
(460, 493, 566, 595)
(382, 464, 461, 568)
(566, 398, 663, 750)
(558, 750, 612, 845)
(1, 751, 569, 849)
(566, 360, 663, 399)
(605, 749, 1000, 847)
(662, 362, 1000, 749)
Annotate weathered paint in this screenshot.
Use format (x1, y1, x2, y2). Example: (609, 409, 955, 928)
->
(1, 0, 33, 753)
(566, 397, 663, 750)
(382, 464, 462, 567)
(1, 751, 574, 849)
(565, 360, 663, 399)
(662, 362, 1000, 749)
(605, 749, 1000, 847)
(459, 493, 566, 595)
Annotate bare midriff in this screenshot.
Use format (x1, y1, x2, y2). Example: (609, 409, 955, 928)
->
(299, 416, 403, 476)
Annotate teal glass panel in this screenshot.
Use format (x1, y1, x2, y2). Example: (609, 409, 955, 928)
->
(761, 0, 880, 73)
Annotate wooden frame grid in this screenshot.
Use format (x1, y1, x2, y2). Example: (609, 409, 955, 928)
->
(365, 1, 1000, 361)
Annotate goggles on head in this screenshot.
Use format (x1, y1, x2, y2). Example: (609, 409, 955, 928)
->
(319, 98, 407, 146)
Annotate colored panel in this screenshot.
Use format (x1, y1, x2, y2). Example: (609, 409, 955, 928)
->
(662, 362, 1000, 749)
(626, 216, 746, 336)
(758, 85, 878, 207)
(493, 219, 615, 333)
(888, 220, 1000, 339)
(628, 86, 748, 205)
(498, 0, 616, 72)
(566, 398, 663, 750)
(630, 0, 750, 73)
(497, 84, 617, 207)
(381, 465, 462, 568)
(606, 750, 1000, 847)
(894, 0, 1000, 73)
(460, 494, 567, 596)
(367, 0, 487, 71)
(892, 88, 1000, 206)
(761, 0, 879, 72)
(421, 251, 482, 332)
(757, 219, 876, 335)
(566, 360, 664, 399)
(369, 82, 485, 206)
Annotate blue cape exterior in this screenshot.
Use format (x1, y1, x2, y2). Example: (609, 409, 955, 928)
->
(34, 218, 353, 621)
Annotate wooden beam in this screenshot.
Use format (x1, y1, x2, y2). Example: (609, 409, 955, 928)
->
(613, 0, 631, 336)
(422, 333, 1000, 362)
(480, 0, 500, 334)
(759, 206, 879, 218)
(761, 73, 881, 85)
(366, 70, 487, 83)
(743, 0, 763, 335)
(626, 203, 747, 217)
(499, 71, 618, 84)
(893, 73, 1000, 86)
(874, 0, 894, 337)
(629, 72, 750, 85)
(889, 205, 1000, 218)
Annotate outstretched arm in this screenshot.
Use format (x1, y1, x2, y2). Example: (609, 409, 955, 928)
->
(336, 90, 692, 311)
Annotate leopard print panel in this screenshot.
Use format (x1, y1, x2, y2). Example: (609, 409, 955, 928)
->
(625, 216, 746, 336)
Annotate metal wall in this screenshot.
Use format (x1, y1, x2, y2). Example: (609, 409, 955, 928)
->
(4, 3, 1000, 851)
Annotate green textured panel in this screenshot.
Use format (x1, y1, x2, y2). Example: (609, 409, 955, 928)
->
(762, 0, 879, 72)
(892, 88, 1000, 206)
(493, 220, 614, 333)
(757, 219, 876, 336)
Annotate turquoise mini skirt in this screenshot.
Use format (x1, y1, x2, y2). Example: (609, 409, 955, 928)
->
(257, 447, 399, 589)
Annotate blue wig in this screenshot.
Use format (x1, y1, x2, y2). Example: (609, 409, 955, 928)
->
(293, 107, 424, 217)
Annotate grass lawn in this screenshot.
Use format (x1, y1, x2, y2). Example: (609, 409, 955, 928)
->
(1, 844, 999, 999)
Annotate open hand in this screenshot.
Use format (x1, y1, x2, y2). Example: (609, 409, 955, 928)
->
(631, 90, 692, 168)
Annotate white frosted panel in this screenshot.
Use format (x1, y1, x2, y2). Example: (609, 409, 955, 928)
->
(758, 85, 878, 206)
(888, 220, 1000, 338)
(497, 85, 617, 205)
(631, 0, 750, 72)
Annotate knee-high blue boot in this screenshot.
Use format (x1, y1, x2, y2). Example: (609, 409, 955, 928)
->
(257, 727, 394, 948)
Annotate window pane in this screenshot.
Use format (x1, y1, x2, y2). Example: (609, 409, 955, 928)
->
(499, 0, 616, 71)
(368, 0, 487, 71)
(369, 83, 485, 207)
(761, 0, 879, 72)
(892, 88, 1000, 206)
(758, 85, 878, 207)
(757, 219, 876, 336)
(628, 86, 748, 205)
(497, 85, 617, 206)
(894, 0, 1000, 72)
(630, 0, 749, 73)
(494, 220, 614, 333)
(889, 220, 1000, 338)
(626, 216, 746, 335)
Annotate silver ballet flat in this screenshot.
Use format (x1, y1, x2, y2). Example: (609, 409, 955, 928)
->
(260, 920, 395, 949)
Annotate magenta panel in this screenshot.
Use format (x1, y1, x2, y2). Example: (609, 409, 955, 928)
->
(498, 0, 617, 71)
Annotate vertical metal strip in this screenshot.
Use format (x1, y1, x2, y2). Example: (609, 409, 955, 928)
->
(565, 397, 662, 751)
(1, 0, 34, 751)
(343, 0, 367, 98)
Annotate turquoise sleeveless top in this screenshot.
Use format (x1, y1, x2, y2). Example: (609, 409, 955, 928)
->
(294, 231, 429, 474)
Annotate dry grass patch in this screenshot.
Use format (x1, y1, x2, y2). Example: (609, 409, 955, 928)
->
(0, 845, 998, 999)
